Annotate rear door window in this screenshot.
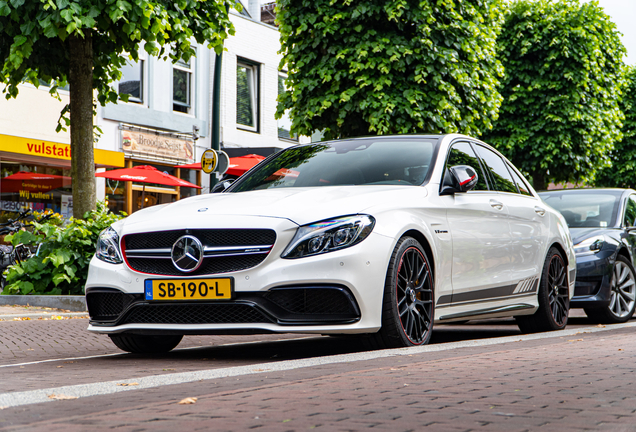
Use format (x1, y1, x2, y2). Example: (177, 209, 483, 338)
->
(506, 163, 533, 196)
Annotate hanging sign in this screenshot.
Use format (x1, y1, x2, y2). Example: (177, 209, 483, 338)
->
(201, 149, 218, 174)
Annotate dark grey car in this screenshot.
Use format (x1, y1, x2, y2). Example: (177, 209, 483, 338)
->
(539, 188, 636, 323)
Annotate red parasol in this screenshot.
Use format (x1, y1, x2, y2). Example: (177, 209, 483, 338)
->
(96, 165, 201, 209)
(176, 154, 266, 177)
(1, 171, 72, 193)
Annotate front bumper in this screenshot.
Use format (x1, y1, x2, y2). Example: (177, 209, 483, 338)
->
(85, 231, 395, 335)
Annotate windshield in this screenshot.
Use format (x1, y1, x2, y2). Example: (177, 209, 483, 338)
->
(230, 138, 438, 192)
(539, 190, 621, 228)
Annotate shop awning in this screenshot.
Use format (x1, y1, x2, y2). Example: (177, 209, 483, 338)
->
(0, 134, 124, 168)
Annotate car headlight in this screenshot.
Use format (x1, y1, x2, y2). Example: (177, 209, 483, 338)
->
(282, 215, 376, 259)
(96, 227, 123, 264)
(573, 235, 605, 256)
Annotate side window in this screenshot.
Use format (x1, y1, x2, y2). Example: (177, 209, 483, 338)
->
(173, 55, 194, 113)
(444, 142, 489, 191)
(624, 196, 636, 227)
(237, 59, 260, 132)
(473, 145, 518, 194)
(506, 162, 533, 196)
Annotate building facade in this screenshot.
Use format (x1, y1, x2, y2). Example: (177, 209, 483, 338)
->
(0, 1, 306, 218)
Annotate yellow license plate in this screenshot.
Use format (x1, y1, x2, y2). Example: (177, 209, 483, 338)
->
(144, 278, 233, 301)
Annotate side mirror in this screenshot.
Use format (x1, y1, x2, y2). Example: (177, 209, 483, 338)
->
(211, 179, 234, 193)
(440, 165, 478, 195)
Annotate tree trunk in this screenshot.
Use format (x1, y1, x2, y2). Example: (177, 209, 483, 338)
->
(68, 33, 96, 219)
(532, 171, 546, 191)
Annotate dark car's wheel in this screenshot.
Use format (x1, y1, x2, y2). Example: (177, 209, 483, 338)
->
(585, 255, 636, 324)
(371, 237, 434, 348)
(517, 247, 569, 333)
(109, 334, 183, 354)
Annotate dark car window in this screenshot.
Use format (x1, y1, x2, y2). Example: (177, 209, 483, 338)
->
(539, 190, 622, 228)
(507, 163, 533, 197)
(624, 195, 636, 227)
(443, 142, 489, 191)
(230, 138, 438, 192)
(473, 145, 519, 194)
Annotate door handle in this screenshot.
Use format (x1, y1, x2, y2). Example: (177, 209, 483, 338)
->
(490, 200, 504, 210)
(534, 206, 546, 216)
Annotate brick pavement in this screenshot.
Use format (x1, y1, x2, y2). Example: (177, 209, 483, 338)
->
(1, 326, 635, 431)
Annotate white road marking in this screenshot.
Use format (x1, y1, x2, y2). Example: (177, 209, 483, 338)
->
(0, 336, 317, 369)
(0, 322, 633, 409)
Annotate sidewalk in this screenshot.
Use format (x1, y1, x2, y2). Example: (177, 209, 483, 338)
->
(0, 323, 634, 431)
(0, 305, 88, 321)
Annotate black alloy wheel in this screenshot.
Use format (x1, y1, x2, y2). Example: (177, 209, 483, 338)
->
(517, 247, 569, 333)
(585, 255, 636, 324)
(371, 237, 434, 348)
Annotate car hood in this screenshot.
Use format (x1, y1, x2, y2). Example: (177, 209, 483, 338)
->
(121, 185, 428, 229)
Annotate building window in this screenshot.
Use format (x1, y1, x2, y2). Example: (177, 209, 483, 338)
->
(278, 74, 297, 141)
(118, 59, 144, 103)
(173, 56, 193, 113)
(237, 60, 259, 131)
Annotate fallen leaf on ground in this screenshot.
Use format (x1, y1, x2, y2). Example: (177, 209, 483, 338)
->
(13, 317, 30, 321)
(117, 382, 139, 386)
(48, 394, 78, 400)
(596, 324, 606, 328)
(567, 339, 584, 342)
(178, 397, 198, 405)
(618, 349, 624, 351)
(56, 366, 63, 368)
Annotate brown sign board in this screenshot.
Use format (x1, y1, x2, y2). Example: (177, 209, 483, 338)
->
(121, 129, 194, 162)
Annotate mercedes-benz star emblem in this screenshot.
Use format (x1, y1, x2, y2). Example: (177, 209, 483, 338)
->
(171, 235, 204, 273)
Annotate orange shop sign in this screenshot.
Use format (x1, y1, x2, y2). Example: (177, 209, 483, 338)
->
(0, 134, 124, 167)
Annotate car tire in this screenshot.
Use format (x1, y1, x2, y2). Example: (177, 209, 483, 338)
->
(584, 255, 636, 324)
(109, 334, 183, 354)
(370, 237, 434, 348)
(517, 247, 569, 333)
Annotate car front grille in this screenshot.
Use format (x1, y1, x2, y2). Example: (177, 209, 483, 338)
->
(87, 286, 361, 327)
(265, 287, 358, 315)
(121, 303, 274, 325)
(86, 291, 140, 320)
(122, 229, 276, 276)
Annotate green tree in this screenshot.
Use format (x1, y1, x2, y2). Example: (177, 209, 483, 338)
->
(276, 0, 505, 140)
(482, 0, 626, 190)
(595, 66, 636, 188)
(0, 0, 236, 218)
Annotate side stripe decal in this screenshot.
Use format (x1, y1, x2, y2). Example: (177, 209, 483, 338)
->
(437, 276, 540, 307)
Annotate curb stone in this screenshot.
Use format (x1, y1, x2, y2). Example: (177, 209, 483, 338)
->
(0, 295, 86, 311)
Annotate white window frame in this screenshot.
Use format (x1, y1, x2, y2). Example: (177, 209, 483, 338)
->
(173, 54, 194, 114)
(236, 59, 259, 132)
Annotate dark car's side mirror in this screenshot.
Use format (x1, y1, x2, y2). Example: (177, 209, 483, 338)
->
(440, 165, 479, 196)
(211, 179, 235, 193)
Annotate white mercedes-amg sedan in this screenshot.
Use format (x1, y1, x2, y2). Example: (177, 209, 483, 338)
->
(86, 134, 575, 353)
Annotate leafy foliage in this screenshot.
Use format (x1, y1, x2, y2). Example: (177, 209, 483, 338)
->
(0, 0, 237, 218)
(482, 0, 626, 190)
(0, 0, 236, 106)
(1, 201, 125, 295)
(595, 66, 636, 188)
(276, 0, 505, 140)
